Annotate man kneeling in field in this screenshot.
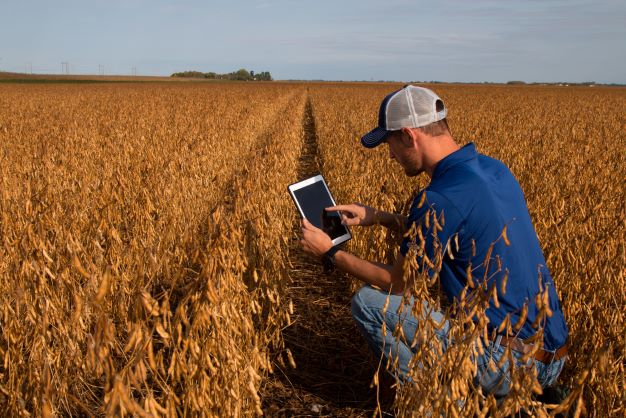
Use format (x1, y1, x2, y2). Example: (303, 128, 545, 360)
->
(299, 85, 568, 399)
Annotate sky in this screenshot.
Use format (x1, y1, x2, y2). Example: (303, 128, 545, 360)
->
(1, 0, 625, 83)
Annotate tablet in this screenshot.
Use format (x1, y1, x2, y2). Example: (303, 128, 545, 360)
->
(288, 174, 352, 246)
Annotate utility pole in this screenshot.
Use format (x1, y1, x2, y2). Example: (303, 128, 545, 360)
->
(99, 64, 104, 76)
(132, 66, 137, 76)
(61, 62, 69, 75)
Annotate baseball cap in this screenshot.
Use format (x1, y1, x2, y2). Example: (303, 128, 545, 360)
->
(361, 85, 448, 148)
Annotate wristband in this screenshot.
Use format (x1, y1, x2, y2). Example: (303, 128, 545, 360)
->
(322, 246, 341, 273)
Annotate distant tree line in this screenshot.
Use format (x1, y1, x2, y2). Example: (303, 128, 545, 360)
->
(506, 80, 601, 86)
(171, 68, 272, 81)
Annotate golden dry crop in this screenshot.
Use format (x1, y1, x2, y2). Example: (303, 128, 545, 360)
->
(0, 81, 624, 417)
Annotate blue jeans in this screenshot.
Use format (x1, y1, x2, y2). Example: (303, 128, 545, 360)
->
(351, 286, 565, 396)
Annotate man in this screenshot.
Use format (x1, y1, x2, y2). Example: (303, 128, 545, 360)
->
(299, 85, 568, 397)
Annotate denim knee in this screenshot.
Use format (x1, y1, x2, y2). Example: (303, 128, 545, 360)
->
(351, 286, 387, 323)
(351, 286, 373, 326)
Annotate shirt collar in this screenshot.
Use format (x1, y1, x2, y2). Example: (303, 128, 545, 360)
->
(432, 142, 477, 180)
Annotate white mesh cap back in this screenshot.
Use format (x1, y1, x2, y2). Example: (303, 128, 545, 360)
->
(385, 86, 447, 130)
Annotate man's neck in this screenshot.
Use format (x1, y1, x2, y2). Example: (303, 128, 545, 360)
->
(424, 135, 460, 178)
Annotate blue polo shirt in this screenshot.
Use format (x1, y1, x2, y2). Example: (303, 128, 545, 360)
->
(400, 143, 568, 351)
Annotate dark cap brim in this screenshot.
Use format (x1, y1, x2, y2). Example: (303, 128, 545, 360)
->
(360, 127, 389, 148)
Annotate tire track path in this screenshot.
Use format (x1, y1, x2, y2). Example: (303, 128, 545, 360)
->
(262, 98, 380, 417)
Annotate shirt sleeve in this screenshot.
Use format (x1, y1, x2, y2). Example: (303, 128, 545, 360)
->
(400, 190, 459, 270)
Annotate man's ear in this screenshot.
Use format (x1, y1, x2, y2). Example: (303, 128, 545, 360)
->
(401, 127, 418, 147)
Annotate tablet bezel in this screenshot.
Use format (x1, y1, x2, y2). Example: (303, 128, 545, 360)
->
(288, 174, 352, 247)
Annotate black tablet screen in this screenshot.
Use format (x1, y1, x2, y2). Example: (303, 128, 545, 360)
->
(293, 181, 348, 240)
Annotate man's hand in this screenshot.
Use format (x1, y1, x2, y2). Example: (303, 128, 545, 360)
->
(325, 203, 378, 227)
(327, 203, 407, 235)
(300, 218, 333, 258)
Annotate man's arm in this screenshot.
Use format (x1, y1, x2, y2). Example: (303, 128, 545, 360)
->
(334, 250, 406, 294)
(300, 218, 406, 294)
(375, 210, 408, 236)
(326, 203, 407, 234)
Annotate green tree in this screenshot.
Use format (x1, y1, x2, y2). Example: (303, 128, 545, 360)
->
(232, 68, 251, 80)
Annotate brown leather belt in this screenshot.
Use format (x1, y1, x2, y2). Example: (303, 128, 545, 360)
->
(489, 335, 568, 364)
